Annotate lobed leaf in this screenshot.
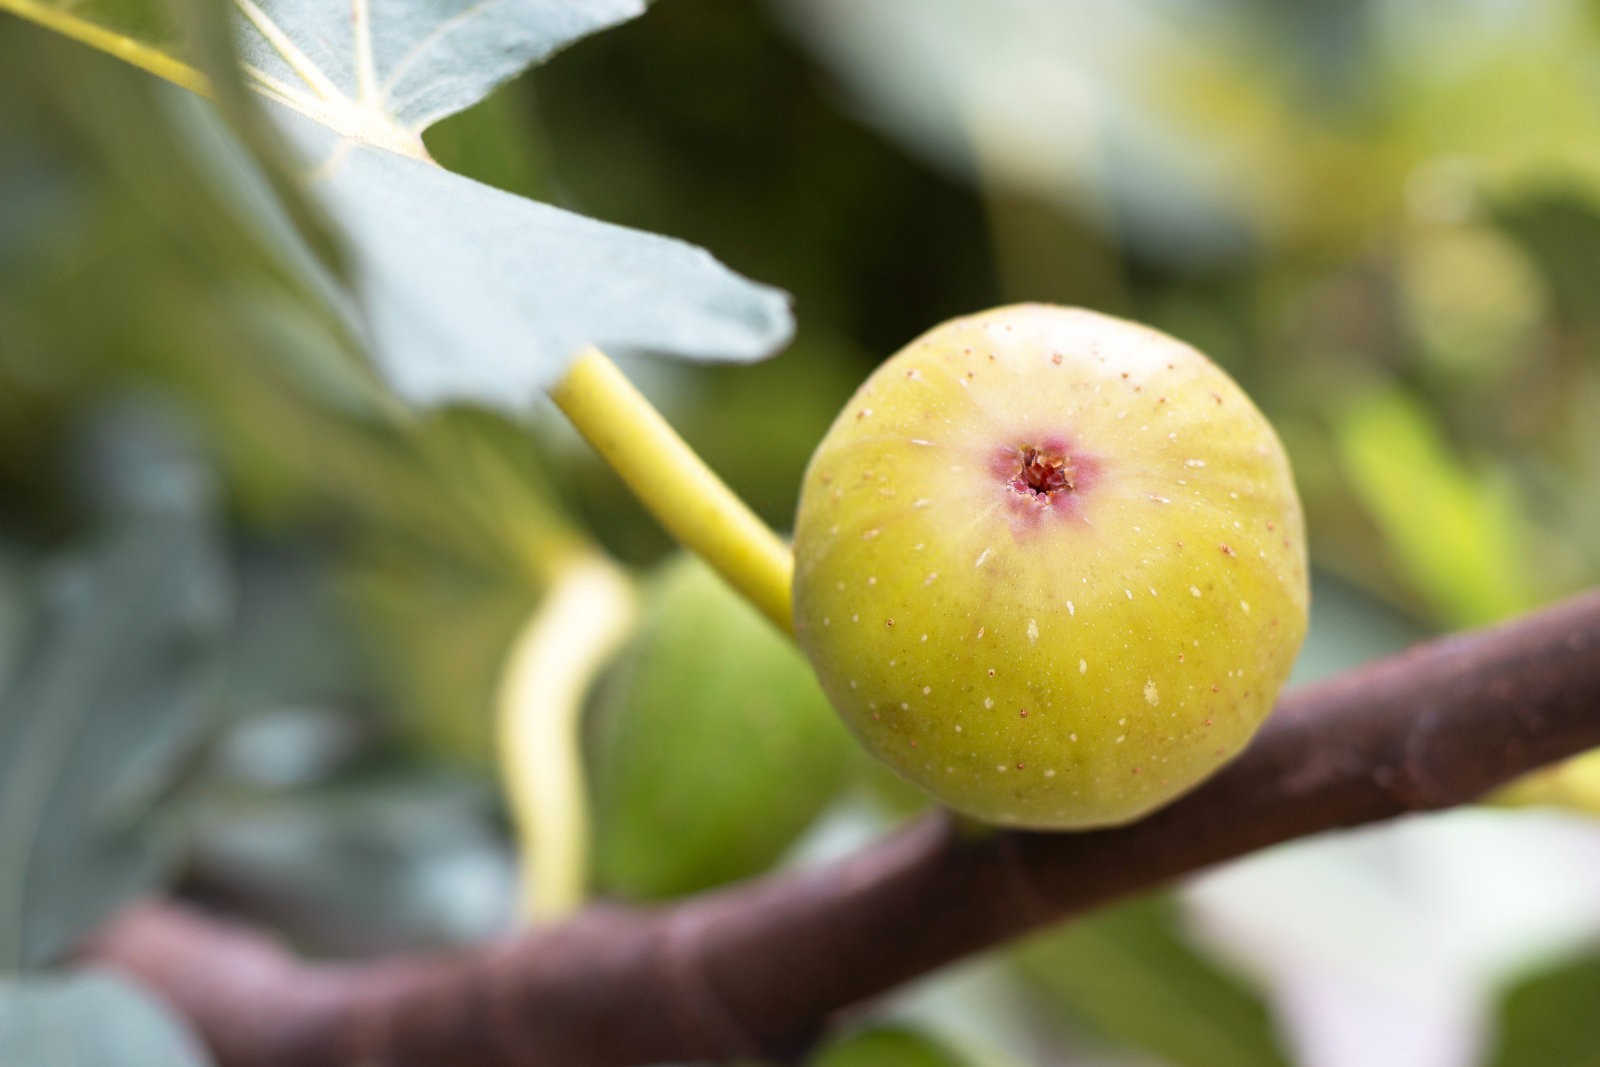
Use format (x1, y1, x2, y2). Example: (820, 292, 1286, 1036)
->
(1, 0, 795, 410)
(234, 0, 644, 138)
(280, 107, 792, 408)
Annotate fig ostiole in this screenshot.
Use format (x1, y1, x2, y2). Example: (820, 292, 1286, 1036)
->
(792, 305, 1309, 829)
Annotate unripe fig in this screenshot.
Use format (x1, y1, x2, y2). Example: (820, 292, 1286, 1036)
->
(792, 305, 1308, 828)
(587, 554, 853, 898)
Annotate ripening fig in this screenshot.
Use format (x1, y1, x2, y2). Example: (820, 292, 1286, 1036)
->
(792, 305, 1308, 829)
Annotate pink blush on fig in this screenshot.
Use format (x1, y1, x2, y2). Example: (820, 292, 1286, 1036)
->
(986, 437, 1102, 533)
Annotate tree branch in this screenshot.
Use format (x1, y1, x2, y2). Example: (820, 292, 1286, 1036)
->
(82, 590, 1600, 1066)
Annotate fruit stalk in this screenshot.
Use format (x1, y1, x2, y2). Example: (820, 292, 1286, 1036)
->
(496, 552, 637, 919)
(550, 347, 795, 634)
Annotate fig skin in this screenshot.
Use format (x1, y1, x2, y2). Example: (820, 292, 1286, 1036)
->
(792, 305, 1308, 829)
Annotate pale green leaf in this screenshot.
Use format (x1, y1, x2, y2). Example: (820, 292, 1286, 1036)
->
(0, 973, 212, 1066)
(280, 107, 792, 408)
(234, 0, 643, 135)
(1337, 387, 1535, 626)
(3, 0, 795, 410)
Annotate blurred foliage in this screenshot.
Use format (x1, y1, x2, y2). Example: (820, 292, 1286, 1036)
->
(5, 0, 1600, 1064)
(809, 1024, 971, 1067)
(0, 973, 211, 1066)
(1487, 948, 1600, 1067)
(184, 772, 516, 957)
(1016, 894, 1290, 1067)
(1286, 573, 1425, 686)
(1336, 387, 1534, 626)
(0, 403, 228, 970)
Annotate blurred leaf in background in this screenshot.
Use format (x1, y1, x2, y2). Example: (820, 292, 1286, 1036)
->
(1486, 948, 1600, 1067)
(1285, 574, 1424, 687)
(0, 14, 362, 519)
(0, 973, 212, 1067)
(1186, 809, 1600, 1066)
(772, 0, 1600, 262)
(810, 1024, 972, 1067)
(1396, 224, 1547, 385)
(0, 402, 229, 970)
(337, 407, 580, 764)
(1015, 894, 1290, 1067)
(1336, 387, 1535, 626)
(184, 773, 516, 957)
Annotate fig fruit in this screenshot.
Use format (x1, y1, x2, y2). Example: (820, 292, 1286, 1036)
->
(792, 305, 1308, 828)
(587, 554, 853, 897)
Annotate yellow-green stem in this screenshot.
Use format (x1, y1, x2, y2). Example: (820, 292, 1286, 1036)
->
(0, 0, 211, 93)
(549, 347, 795, 635)
(496, 553, 637, 920)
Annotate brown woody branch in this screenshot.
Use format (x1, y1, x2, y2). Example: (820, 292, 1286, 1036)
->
(82, 591, 1600, 1067)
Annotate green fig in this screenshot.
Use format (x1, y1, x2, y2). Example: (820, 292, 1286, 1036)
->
(588, 554, 853, 897)
(792, 305, 1309, 828)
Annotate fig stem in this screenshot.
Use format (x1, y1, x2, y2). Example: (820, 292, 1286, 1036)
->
(495, 553, 638, 920)
(0, 0, 212, 93)
(550, 347, 795, 635)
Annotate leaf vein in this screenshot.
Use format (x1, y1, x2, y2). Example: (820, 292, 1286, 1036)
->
(352, 0, 377, 104)
(234, 0, 345, 101)
(377, 0, 504, 107)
